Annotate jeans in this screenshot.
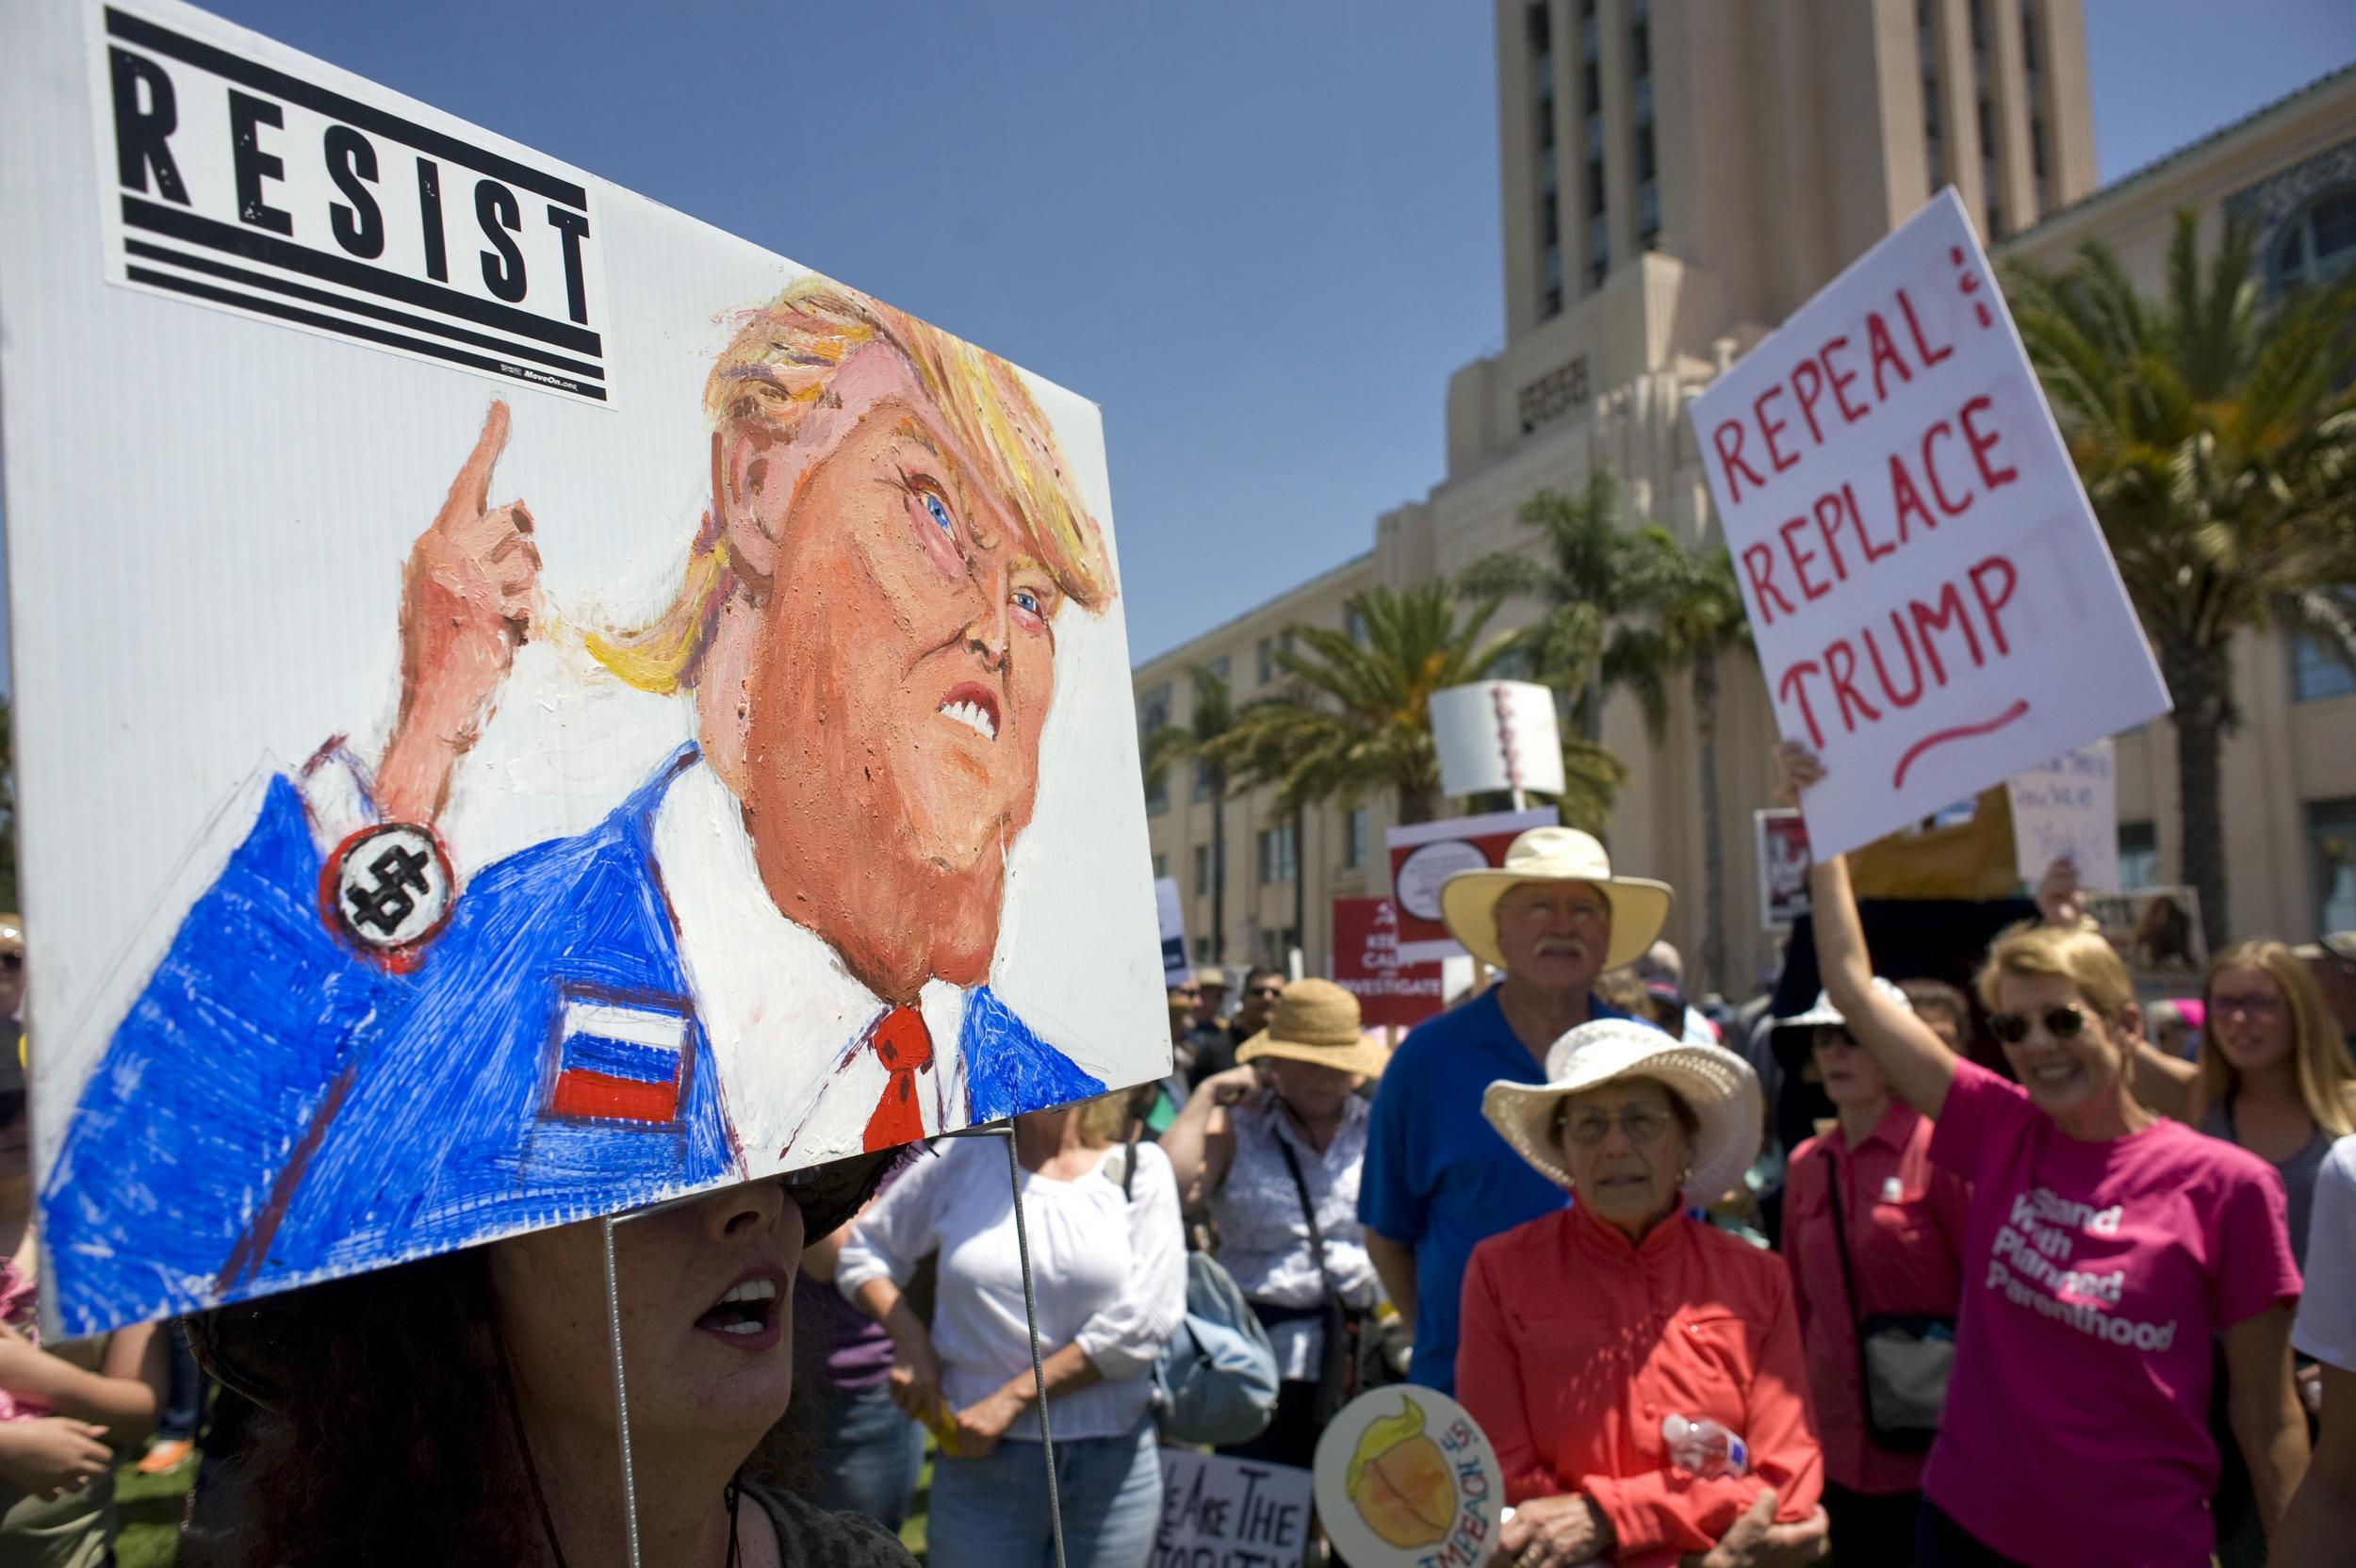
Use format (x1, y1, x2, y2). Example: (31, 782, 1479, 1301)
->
(158, 1318, 203, 1441)
(801, 1379, 924, 1530)
(927, 1413, 1162, 1568)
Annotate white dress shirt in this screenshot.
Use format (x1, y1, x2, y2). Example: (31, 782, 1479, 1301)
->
(837, 1135, 1187, 1440)
(653, 760, 969, 1164)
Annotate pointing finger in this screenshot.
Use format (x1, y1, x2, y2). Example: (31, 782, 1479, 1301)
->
(440, 400, 512, 529)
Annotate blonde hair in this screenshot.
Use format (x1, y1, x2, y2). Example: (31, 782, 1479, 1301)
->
(1974, 922, 2137, 1024)
(588, 278, 1113, 694)
(2196, 942, 2356, 1137)
(1072, 1091, 1135, 1150)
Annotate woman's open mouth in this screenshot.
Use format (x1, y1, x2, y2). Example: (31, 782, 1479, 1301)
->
(695, 1274, 784, 1350)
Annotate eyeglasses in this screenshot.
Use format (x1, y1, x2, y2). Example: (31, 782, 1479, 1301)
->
(1987, 1004, 2091, 1045)
(1557, 1103, 1675, 1147)
(1810, 1025, 1856, 1051)
(2212, 995, 2283, 1021)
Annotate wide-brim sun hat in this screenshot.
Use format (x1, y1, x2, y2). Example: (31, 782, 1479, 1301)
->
(1769, 978, 1912, 1070)
(1439, 826, 1672, 972)
(1481, 1017, 1761, 1203)
(1235, 977, 1388, 1079)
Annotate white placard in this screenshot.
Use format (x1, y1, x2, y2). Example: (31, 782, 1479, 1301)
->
(4, 0, 1167, 1336)
(1155, 876, 1190, 985)
(1384, 808, 1557, 965)
(1430, 680, 1566, 800)
(1154, 1449, 1313, 1568)
(2006, 740, 2119, 892)
(1688, 189, 2168, 858)
(1311, 1388, 1506, 1568)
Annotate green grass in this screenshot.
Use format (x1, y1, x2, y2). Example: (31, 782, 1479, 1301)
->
(106, 1443, 934, 1565)
(114, 1455, 195, 1568)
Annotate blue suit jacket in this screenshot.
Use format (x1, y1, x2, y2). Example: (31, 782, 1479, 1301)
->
(42, 745, 1101, 1334)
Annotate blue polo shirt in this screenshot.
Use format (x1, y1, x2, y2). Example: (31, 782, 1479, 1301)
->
(1358, 988, 1636, 1393)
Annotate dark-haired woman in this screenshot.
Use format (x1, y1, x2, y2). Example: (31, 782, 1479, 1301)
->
(179, 1158, 912, 1568)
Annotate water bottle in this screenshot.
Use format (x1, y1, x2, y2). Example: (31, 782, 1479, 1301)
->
(1661, 1413, 1749, 1479)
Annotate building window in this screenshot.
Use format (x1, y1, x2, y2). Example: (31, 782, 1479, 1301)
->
(1147, 777, 1170, 815)
(1138, 681, 1171, 742)
(1345, 603, 1370, 645)
(1255, 636, 1274, 685)
(1918, 0, 1944, 190)
(2273, 186, 2356, 291)
(2020, 1, 2040, 72)
(2293, 620, 2356, 703)
(1194, 842, 1219, 891)
(1192, 759, 1216, 802)
(2311, 798, 2356, 936)
(1586, 157, 1607, 218)
(1588, 217, 1610, 288)
(1527, 0, 1551, 54)
(2118, 821, 2159, 891)
(1152, 852, 1169, 881)
(1206, 654, 1230, 686)
(1346, 807, 1368, 869)
(1629, 0, 1650, 76)
(1259, 823, 1299, 886)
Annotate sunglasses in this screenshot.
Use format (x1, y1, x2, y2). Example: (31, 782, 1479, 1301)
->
(1245, 986, 1284, 1000)
(0, 952, 20, 973)
(1987, 1004, 2091, 1045)
(1557, 1103, 1675, 1147)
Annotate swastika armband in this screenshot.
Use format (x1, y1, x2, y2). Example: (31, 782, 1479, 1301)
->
(318, 823, 454, 969)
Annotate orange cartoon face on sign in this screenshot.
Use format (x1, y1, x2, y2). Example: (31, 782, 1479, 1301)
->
(1315, 1389, 1506, 1568)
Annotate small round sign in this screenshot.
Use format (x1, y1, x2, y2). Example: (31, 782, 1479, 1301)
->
(1393, 839, 1487, 922)
(322, 823, 452, 957)
(1312, 1386, 1507, 1568)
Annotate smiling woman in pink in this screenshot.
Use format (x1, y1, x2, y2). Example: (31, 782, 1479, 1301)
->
(1778, 743, 2309, 1567)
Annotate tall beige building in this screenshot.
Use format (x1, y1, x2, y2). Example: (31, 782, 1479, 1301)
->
(1136, 2, 2356, 989)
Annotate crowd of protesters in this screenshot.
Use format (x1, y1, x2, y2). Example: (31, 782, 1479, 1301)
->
(8, 730, 2356, 1568)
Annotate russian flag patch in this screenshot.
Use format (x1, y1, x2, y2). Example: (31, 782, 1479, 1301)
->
(549, 1000, 689, 1124)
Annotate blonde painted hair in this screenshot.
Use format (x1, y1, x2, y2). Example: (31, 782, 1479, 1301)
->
(588, 278, 1113, 694)
(2196, 941, 2356, 1137)
(1974, 922, 2137, 1027)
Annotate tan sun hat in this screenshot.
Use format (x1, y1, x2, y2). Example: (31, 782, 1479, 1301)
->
(1235, 978, 1388, 1079)
(1439, 826, 1673, 972)
(1481, 1017, 1761, 1203)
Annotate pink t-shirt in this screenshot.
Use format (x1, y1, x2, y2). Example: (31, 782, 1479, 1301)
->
(0, 1256, 44, 1422)
(1922, 1059, 2299, 1567)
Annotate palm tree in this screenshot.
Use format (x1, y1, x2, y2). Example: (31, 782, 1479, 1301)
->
(1459, 470, 1678, 742)
(2005, 211, 2356, 949)
(1206, 582, 1623, 829)
(1609, 533, 1754, 993)
(1141, 664, 1238, 962)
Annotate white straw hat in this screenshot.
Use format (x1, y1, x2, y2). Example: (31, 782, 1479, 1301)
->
(1768, 978, 1913, 1067)
(1438, 827, 1672, 972)
(1481, 1017, 1761, 1203)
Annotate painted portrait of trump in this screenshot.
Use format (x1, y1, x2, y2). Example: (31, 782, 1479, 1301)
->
(40, 277, 1149, 1334)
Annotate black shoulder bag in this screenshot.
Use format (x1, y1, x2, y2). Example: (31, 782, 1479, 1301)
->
(1271, 1133, 1386, 1423)
(1823, 1145, 1955, 1453)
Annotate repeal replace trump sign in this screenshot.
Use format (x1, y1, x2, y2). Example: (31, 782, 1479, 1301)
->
(1690, 189, 2168, 858)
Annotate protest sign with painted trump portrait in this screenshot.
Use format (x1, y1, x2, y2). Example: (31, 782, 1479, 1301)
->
(0, 0, 1168, 1334)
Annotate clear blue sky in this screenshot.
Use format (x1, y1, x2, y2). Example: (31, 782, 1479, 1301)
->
(10, 0, 2356, 684)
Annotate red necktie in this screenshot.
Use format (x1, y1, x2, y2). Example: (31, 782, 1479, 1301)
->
(862, 1005, 935, 1152)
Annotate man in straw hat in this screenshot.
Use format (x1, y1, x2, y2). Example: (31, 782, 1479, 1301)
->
(1358, 825, 1672, 1394)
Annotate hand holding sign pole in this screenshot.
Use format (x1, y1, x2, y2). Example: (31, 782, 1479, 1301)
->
(1690, 190, 2168, 858)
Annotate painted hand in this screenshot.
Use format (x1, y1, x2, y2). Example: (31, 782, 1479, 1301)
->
(381, 400, 540, 821)
(1772, 742, 1824, 808)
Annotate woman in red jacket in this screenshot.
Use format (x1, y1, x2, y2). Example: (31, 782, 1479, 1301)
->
(1461, 1017, 1824, 1568)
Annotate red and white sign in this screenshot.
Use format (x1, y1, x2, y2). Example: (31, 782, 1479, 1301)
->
(1429, 680, 1565, 800)
(1754, 808, 1811, 930)
(1330, 898, 1444, 1029)
(1689, 190, 2168, 859)
(1384, 808, 1556, 965)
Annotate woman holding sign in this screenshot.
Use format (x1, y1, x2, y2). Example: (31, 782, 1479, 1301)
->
(1776, 743, 2309, 1567)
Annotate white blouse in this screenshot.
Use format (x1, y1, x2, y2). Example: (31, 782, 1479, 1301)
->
(1205, 1097, 1380, 1380)
(838, 1136, 1186, 1441)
